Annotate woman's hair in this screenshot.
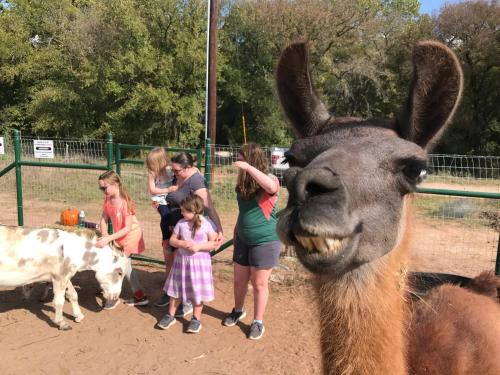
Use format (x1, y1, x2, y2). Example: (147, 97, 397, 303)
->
(171, 152, 195, 169)
(98, 170, 136, 214)
(180, 193, 204, 239)
(146, 147, 170, 178)
(236, 143, 269, 200)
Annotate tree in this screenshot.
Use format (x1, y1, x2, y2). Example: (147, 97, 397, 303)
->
(433, 0, 499, 155)
(217, 0, 424, 146)
(0, 0, 208, 147)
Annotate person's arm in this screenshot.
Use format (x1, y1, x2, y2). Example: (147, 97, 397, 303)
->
(96, 213, 133, 247)
(148, 173, 178, 195)
(99, 212, 109, 236)
(187, 231, 218, 253)
(169, 232, 193, 250)
(195, 187, 223, 242)
(233, 161, 279, 195)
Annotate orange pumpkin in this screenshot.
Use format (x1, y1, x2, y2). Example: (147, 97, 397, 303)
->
(60, 208, 80, 226)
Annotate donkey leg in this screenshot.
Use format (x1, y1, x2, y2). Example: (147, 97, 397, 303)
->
(65, 281, 85, 323)
(52, 279, 71, 331)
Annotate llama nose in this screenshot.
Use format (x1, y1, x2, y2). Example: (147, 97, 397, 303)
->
(286, 167, 341, 203)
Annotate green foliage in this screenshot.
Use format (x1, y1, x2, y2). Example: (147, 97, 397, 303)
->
(0, 0, 207, 147)
(0, 0, 497, 154)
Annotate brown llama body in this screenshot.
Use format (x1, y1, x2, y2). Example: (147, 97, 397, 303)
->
(408, 279, 500, 375)
(275, 40, 500, 374)
(316, 197, 413, 375)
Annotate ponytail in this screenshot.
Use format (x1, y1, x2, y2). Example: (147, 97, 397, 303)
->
(191, 213, 202, 239)
(180, 193, 204, 239)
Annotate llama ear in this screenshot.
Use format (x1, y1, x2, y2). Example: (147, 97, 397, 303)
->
(276, 42, 332, 138)
(396, 41, 463, 150)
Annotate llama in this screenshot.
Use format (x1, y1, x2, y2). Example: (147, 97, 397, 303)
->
(0, 224, 128, 330)
(275, 41, 500, 374)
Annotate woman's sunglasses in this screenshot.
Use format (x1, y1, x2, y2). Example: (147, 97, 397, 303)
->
(172, 168, 184, 174)
(99, 185, 111, 192)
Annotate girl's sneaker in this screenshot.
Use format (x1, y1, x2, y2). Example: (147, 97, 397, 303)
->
(223, 308, 246, 326)
(154, 294, 170, 307)
(124, 296, 149, 306)
(174, 302, 193, 318)
(186, 317, 202, 333)
(248, 321, 265, 340)
(158, 314, 176, 330)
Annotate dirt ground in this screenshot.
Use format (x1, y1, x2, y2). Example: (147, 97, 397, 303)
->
(0, 181, 498, 374)
(1, 259, 321, 375)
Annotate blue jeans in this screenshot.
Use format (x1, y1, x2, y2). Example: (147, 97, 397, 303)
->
(157, 204, 170, 240)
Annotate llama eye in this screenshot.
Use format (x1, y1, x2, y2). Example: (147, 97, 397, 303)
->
(402, 163, 427, 183)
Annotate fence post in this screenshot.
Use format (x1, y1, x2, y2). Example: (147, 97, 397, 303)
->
(205, 138, 212, 188)
(496, 233, 500, 276)
(106, 132, 113, 171)
(115, 144, 121, 176)
(13, 130, 24, 226)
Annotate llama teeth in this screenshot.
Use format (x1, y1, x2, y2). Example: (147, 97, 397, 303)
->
(296, 235, 345, 253)
(296, 235, 314, 251)
(325, 238, 343, 252)
(311, 236, 326, 251)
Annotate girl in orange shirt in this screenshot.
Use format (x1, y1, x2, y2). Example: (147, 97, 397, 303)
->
(96, 170, 148, 309)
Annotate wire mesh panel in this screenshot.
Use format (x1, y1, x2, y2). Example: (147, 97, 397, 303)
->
(0, 135, 110, 228)
(426, 154, 500, 188)
(0, 136, 498, 277)
(0, 133, 16, 224)
(411, 195, 499, 277)
(19, 136, 109, 164)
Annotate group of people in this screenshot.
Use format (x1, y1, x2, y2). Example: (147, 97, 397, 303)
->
(94, 143, 281, 340)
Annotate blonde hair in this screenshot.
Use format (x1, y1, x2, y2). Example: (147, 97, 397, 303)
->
(180, 194, 204, 239)
(146, 147, 170, 178)
(98, 170, 136, 214)
(236, 143, 269, 200)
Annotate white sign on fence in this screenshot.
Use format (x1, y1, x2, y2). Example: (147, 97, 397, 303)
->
(33, 140, 54, 158)
(0, 137, 4, 155)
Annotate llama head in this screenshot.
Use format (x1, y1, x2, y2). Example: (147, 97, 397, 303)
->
(276, 41, 463, 276)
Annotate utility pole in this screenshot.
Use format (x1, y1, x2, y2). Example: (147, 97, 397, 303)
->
(207, 0, 218, 145)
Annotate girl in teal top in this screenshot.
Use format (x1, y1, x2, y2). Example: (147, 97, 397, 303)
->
(222, 143, 281, 340)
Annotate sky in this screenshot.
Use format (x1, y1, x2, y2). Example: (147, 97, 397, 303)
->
(419, 0, 463, 15)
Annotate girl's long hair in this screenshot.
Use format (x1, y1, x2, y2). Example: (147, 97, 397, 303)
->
(98, 170, 136, 214)
(146, 147, 170, 178)
(180, 193, 204, 239)
(236, 143, 269, 200)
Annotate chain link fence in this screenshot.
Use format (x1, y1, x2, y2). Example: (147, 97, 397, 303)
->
(1, 134, 499, 277)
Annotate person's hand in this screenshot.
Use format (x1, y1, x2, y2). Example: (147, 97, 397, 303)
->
(214, 231, 224, 249)
(184, 241, 197, 252)
(233, 161, 250, 171)
(96, 236, 111, 248)
(169, 185, 178, 193)
(151, 201, 159, 209)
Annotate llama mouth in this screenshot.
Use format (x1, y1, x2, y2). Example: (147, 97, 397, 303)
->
(294, 234, 349, 255)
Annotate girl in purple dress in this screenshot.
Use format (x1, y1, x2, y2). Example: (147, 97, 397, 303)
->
(157, 194, 218, 333)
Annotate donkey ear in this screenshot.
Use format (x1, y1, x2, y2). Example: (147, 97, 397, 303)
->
(396, 41, 463, 149)
(276, 42, 332, 138)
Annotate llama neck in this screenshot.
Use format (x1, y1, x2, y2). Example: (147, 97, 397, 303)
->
(315, 199, 412, 375)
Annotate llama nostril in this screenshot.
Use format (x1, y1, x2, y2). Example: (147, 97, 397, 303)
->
(293, 167, 341, 203)
(305, 181, 332, 197)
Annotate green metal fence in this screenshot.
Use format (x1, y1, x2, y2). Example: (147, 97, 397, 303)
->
(1, 131, 499, 277)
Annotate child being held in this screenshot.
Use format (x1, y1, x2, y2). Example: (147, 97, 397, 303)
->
(146, 148, 178, 275)
(157, 193, 218, 333)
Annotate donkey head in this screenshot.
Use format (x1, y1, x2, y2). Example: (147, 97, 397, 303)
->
(276, 41, 463, 276)
(93, 244, 128, 301)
